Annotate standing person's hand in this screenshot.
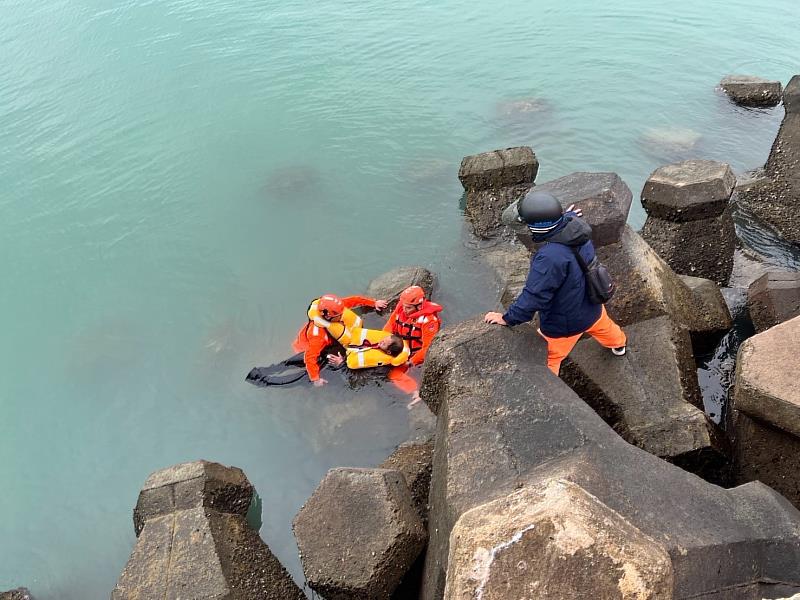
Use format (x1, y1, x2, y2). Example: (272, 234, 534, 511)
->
(374, 299, 388, 312)
(326, 354, 344, 367)
(312, 377, 328, 387)
(484, 312, 507, 325)
(566, 204, 583, 218)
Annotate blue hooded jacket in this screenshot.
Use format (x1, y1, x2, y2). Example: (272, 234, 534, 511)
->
(502, 214, 602, 337)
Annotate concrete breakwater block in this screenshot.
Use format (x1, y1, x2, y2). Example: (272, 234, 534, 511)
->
(720, 75, 783, 108)
(737, 75, 800, 246)
(503, 172, 633, 249)
(379, 440, 434, 524)
(641, 160, 735, 222)
(0, 590, 34, 600)
(444, 480, 674, 600)
(747, 271, 800, 333)
(732, 315, 800, 508)
(562, 315, 728, 484)
(293, 467, 427, 600)
(365, 265, 436, 313)
(458, 146, 538, 239)
(113, 461, 304, 600)
(132, 459, 253, 536)
(640, 160, 736, 285)
(680, 275, 733, 352)
(418, 318, 800, 599)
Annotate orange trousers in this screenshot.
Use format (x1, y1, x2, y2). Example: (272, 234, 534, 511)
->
(539, 306, 626, 375)
(387, 364, 418, 394)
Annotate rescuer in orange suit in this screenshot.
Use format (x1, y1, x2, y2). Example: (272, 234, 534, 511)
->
(382, 285, 443, 404)
(292, 294, 387, 386)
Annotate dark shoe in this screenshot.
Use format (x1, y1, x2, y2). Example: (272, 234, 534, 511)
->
(611, 346, 626, 356)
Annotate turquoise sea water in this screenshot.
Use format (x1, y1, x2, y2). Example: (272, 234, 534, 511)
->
(1, 1, 798, 597)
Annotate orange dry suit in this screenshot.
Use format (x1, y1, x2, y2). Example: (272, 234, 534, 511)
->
(292, 296, 377, 382)
(382, 300, 443, 393)
(345, 328, 410, 369)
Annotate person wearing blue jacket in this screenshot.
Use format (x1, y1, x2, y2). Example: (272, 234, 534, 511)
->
(484, 190, 627, 375)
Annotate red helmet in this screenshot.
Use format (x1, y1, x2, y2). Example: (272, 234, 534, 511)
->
(399, 285, 425, 306)
(318, 294, 345, 319)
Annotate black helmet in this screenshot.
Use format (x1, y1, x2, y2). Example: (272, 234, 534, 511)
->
(518, 190, 564, 234)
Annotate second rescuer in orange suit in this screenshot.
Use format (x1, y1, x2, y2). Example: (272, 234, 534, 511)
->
(382, 285, 443, 401)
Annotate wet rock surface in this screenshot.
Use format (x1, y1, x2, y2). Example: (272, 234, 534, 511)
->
(114, 461, 304, 600)
(458, 147, 538, 238)
(737, 75, 800, 246)
(444, 480, 674, 600)
(293, 467, 427, 599)
(732, 315, 800, 507)
(365, 265, 437, 313)
(680, 275, 734, 352)
(132, 459, 253, 536)
(720, 75, 783, 108)
(562, 315, 728, 484)
(0, 589, 33, 600)
(503, 172, 633, 248)
(380, 440, 434, 524)
(747, 271, 800, 332)
(419, 318, 800, 600)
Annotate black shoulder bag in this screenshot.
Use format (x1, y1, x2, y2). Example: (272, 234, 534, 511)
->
(571, 246, 615, 305)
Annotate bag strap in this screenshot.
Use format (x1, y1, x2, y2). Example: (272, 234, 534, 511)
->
(570, 245, 590, 273)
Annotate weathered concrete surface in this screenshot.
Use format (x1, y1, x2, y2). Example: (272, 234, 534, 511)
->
(680, 275, 734, 352)
(444, 480, 674, 600)
(641, 160, 736, 222)
(132, 460, 253, 536)
(502, 172, 633, 249)
(641, 208, 736, 285)
(562, 316, 729, 484)
(599, 226, 730, 347)
(737, 75, 800, 246)
(294, 467, 426, 599)
(419, 318, 800, 600)
(481, 242, 531, 309)
(114, 461, 304, 600)
(732, 315, 800, 507)
(380, 441, 434, 524)
(0, 589, 33, 600)
(458, 147, 538, 239)
(458, 146, 538, 192)
(747, 271, 800, 332)
(720, 75, 783, 108)
(365, 265, 437, 314)
(113, 507, 305, 600)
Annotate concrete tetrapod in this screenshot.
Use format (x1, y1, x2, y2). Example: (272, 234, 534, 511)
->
(737, 75, 800, 246)
(418, 318, 800, 600)
(0, 590, 34, 600)
(562, 315, 729, 484)
(747, 271, 800, 333)
(720, 75, 783, 108)
(457, 147, 538, 239)
(113, 461, 304, 600)
(365, 265, 437, 313)
(293, 467, 427, 600)
(732, 314, 800, 509)
(640, 160, 737, 285)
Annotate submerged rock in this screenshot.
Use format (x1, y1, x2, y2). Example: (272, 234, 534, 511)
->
(365, 265, 436, 313)
(562, 315, 729, 484)
(293, 467, 426, 599)
(418, 318, 800, 599)
(458, 147, 538, 238)
(264, 165, 322, 199)
(113, 461, 303, 600)
(732, 315, 800, 508)
(720, 75, 783, 108)
(639, 126, 702, 161)
(747, 270, 800, 332)
(737, 75, 800, 246)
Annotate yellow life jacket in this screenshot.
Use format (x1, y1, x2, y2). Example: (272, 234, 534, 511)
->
(307, 299, 362, 345)
(345, 328, 410, 369)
